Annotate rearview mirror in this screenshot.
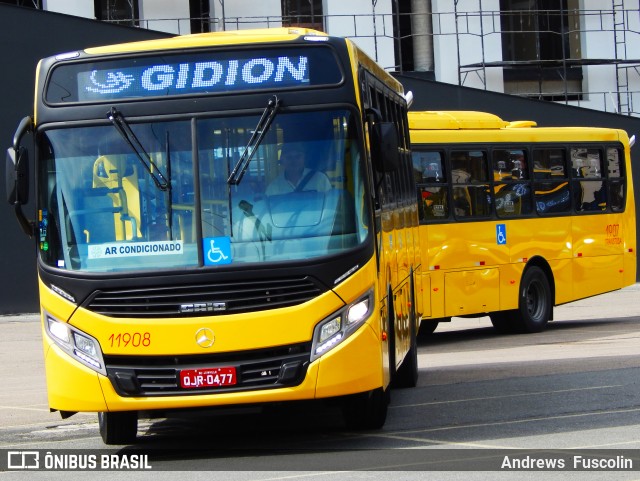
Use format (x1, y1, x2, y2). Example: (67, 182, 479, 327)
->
(370, 121, 400, 173)
(6, 116, 34, 237)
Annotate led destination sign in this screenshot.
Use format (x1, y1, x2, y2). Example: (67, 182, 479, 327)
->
(45, 47, 343, 103)
(81, 55, 308, 100)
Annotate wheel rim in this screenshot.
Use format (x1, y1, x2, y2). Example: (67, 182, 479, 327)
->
(526, 280, 546, 321)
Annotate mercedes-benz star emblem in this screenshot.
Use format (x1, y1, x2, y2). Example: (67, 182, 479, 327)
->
(195, 327, 215, 348)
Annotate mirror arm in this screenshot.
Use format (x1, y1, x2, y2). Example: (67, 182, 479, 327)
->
(13, 116, 33, 150)
(15, 204, 35, 238)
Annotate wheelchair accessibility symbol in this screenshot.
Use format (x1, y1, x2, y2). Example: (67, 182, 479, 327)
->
(496, 224, 507, 245)
(203, 237, 232, 265)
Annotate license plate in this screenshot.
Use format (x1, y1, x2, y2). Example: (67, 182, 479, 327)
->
(180, 367, 237, 389)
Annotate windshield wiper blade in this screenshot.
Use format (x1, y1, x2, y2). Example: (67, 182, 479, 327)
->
(107, 107, 170, 191)
(227, 95, 281, 185)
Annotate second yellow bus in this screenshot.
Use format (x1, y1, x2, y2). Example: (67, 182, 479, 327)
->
(409, 110, 636, 334)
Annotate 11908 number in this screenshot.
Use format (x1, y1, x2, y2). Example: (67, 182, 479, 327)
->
(108, 332, 151, 348)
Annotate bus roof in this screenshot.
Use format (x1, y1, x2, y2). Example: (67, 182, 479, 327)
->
(408, 110, 628, 144)
(408, 111, 512, 130)
(84, 28, 330, 55)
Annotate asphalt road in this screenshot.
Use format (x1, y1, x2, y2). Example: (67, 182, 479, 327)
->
(1, 285, 639, 480)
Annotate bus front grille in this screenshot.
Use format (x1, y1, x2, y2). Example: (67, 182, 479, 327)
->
(104, 343, 311, 397)
(84, 276, 323, 318)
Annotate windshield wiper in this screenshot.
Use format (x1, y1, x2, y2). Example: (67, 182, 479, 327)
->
(107, 107, 170, 191)
(227, 95, 281, 185)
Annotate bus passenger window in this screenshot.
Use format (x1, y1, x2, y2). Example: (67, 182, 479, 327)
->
(495, 182, 533, 217)
(493, 149, 532, 217)
(571, 147, 602, 179)
(608, 147, 625, 211)
(413, 150, 449, 222)
(412, 151, 445, 183)
(419, 186, 449, 219)
(493, 149, 528, 180)
(533, 149, 570, 215)
(610, 181, 625, 211)
(607, 147, 623, 178)
(574, 180, 606, 212)
(571, 148, 606, 213)
(451, 150, 491, 219)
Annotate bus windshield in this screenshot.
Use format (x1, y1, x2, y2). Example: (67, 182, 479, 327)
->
(38, 109, 369, 272)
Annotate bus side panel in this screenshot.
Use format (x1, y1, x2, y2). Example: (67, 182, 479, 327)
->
(418, 271, 431, 318)
(444, 268, 499, 316)
(315, 322, 384, 398)
(624, 248, 637, 288)
(497, 262, 522, 311)
(573, 255, 624, 299)
(392, 279, 411, 370)
(427, 269, 445, 319)
(572, 213, 625, 299)
(426, 222, 507, 318)
(426, 223, 508, 270)
(43, 340, 108, 412)
(622, 154, 637, 286)
(508, 218, 572, 267)
(418, 225, 445, 318)
(548, 258, 573, 305)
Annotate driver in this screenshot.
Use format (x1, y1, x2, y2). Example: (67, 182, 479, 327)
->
(266, 144, 332, 195)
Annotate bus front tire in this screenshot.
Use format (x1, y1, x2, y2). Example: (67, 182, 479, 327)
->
(417, 320, 442, 337)
(98, 411, 138, 445)
(394, 317, 419, 389)
(342, 388, 389, 430)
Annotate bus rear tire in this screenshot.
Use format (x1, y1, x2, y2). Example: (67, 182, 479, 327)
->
(98, 411, 138, 445)
(516, 266, 552, 333)
(491, 266, 552, 334)
(342, 388, 389, 430)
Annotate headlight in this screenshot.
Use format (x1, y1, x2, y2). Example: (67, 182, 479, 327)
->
(311, 289, 374, 362)
(45, 313, 106, 375)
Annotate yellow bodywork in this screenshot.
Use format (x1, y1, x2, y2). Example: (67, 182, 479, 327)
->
(34, 27, 415, 417)
(40, 258, 387, 413)
(410, 111, 637, 321)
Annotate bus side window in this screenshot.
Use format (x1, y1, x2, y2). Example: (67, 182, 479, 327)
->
(412, 150, 449, 222)
(493, 149, 532, 217)
(451, 150, 491, 219)
(571, 148, 606, 212)
(533, 148, 571, 215)
(608, 147, 625, 212)
(419, 185, 449, 220)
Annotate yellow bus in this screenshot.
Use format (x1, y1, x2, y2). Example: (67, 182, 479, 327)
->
(5, 28, 420, 444)
(409, 110, 636, 335)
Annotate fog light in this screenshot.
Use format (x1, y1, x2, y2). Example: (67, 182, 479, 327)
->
(73, 332, 98, 357)
(319, 317, 341, 343)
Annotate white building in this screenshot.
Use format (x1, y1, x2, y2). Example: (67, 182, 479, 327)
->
(31, 0, 640, 116)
